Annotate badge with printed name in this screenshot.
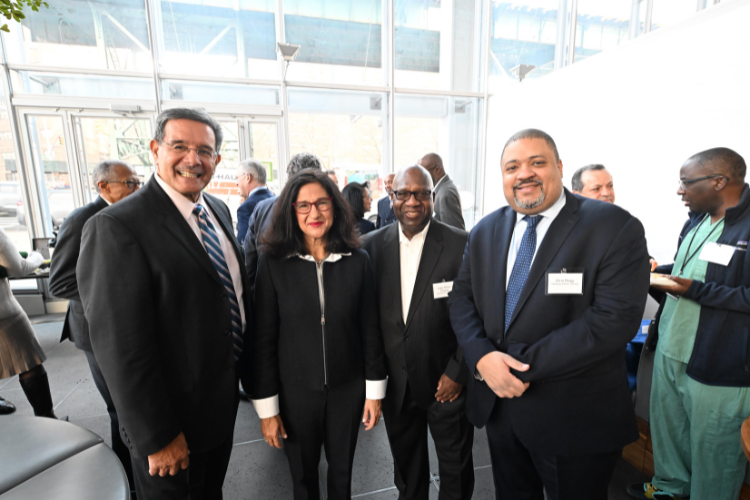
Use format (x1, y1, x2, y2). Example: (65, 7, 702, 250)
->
(433, 281, 453, 299)
(546, 269, 584, 295)
(699, 242, 736, 266)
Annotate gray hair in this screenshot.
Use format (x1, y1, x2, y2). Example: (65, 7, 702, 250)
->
(92, 160, 134, 193)
(571, 164, 608, 192)
(238, 159, 267, 185)
(287, 152, 322, 176)
(154, 108, 223, 152)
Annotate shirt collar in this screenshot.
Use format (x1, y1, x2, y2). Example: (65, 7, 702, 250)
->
(248, 185, 266, 197)
(99, 195, 113, 206)
(154, 172, 206, 222)
(515, 188, 567, 224)
(399, 221, 431, 245)
(295, 252, 351, 263)
(434, 175, 447, 191)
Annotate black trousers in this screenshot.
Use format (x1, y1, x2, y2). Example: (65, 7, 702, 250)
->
(280, 379, 365, 500)
(130, 428, 234, 500)
(485, 399, 620, 500)
(384, 385, 474, 500)
(84, 350, 134, 490)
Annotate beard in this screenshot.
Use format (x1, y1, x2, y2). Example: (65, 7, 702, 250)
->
(514, 181, 545, 209)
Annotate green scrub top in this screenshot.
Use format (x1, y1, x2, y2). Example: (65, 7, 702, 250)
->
(657, 215, 725, 364)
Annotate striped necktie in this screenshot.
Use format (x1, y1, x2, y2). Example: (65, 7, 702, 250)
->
(505, 215, 541, 334)
(192, 204, 243, 360)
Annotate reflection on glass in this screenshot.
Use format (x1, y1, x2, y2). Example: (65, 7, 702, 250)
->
(158, 0, 278, 79)
(395, 94, 482, 228)
(395, 0, 486, 92)
(3, 0, 151, 71)
(574, 1, 631, 62)
(0, 99, 31, 253)
(162, 80, 278, 106)
(283, 0, 383, 85)
(11, 71, 154, 100)
(25, 116, 76, 233)
(651, 0, 698, 31)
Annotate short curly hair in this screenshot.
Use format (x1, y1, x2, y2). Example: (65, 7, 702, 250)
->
(287, 152, 322, 176)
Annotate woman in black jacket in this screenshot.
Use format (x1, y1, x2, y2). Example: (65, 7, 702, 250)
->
(252, 169, 387, 500)
(342, 181, 376, 235)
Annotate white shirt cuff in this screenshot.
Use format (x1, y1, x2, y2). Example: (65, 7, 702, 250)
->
(252, 395, 279, 419)
(366, 379, 387, 400)
(474, 369, 484, 382)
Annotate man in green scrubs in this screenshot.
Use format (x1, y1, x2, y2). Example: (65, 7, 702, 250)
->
(628, 148, 750, 500)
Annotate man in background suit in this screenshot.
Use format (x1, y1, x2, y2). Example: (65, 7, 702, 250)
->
(363, 165, 473, 500)
(448, 129, 649, 500)
(236, 159, 274, 245)
(418, 153, 465, 230)
(78, 108, 251, 500)
(49, 159, 141, 491)
(376, 173, 396, 228)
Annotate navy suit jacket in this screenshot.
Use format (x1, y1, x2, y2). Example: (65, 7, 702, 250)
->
(237, 187, 274, 245)
(376, 196, 396, 229)
(448, 189, 649, 456)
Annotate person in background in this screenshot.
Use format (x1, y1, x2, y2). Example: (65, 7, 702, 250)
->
(251, 169, 386, 499)
(0, 228, 65, 420)
(327, 170, 339, 188)
(49, 159, 141, 491)
(342, 181, 376, 236)
(449, 129, 649, 500)
(363, 165, 474, 500)
(236, 159, 274, 245)
(376, 173, 397, 229)
(418, 153, 465, 230)
(243, 152, 323, 294)
(77, 108, 251, 499)
(629, 148, 750, 500)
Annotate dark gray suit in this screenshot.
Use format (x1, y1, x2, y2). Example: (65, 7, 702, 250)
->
(433, 175, 465, 230)
(243, 196, 276, 295)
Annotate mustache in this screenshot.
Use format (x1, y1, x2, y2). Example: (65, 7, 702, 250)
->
(513, 180, 542, 190)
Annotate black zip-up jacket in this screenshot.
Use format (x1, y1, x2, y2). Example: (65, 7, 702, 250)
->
(647, 184, 750, 386)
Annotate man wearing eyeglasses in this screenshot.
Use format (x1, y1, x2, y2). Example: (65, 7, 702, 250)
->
(363, 165, 474, 500)
(628, 148, 750, 500)
(77, 108, 251, 500)
(49, 159, 141, 494)
(418, 153, 465, 230)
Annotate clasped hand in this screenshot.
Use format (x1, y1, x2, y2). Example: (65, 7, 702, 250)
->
(651, 275, 692, 296)
(148, 432, 190, 477)
(476, 351, 530, 398)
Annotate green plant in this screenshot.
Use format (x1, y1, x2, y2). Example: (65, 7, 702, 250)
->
(0, 0, 49, 33)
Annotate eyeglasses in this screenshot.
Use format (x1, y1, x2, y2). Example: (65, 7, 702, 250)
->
(163, 141, 218, 161)
(293, 197, 333, 214)
(107, 179, 142, 190)
(678, 174, 728, 191)
(392, 189, 432, 201)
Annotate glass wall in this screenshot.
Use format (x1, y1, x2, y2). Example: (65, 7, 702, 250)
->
(573, 1, 631, 62)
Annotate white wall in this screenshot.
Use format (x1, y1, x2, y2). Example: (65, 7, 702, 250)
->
(484, 0, 750, 264)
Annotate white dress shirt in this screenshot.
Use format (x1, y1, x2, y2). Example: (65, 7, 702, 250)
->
(252, 252, 387, 419)
(154, 173, 246, 332)
(506, 189, 567, 289)
(399, 221, 430, 323)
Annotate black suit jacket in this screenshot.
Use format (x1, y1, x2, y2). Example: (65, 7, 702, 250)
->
(376, 196, 396, 229)
(77, 179, 252, 459)
(243, 196, 276, 295)
(448, 189, 649, 456)
(363, 220, 468, 415)
(237, 187, 275, 245)
(49, 196, 108, 352)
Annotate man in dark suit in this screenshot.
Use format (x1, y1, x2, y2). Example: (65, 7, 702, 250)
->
(418, 153, 465, 230)
(77, 108, 251, 500)
(236, 158, 274, 245)
(376, 173, 396, 228)
(448, 129, 649, 500)
(49, 159, 141, 491)
(363, 165, 473, 500)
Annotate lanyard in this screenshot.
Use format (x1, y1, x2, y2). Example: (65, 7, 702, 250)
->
(677, 214, 724, 276)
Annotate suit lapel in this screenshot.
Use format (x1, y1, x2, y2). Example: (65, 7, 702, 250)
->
(382, 224, 403, 324)
(405, 222, 444, 331)
(508, 191, 580, 330)
(204, 195, 244, 265)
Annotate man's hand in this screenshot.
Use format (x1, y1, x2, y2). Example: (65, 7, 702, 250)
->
(261, 415, 287, 449)
(651, 276, 692, 296)
(649, 258, 658, 272)
(476, 351, 530, 399)
(435, 374, 462, 403)
(148, 432, 190, 477)
(362, 399, 382, 431)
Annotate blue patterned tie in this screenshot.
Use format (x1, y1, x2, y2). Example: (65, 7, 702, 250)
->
(193, 204, 243, 360)
(505, 215, 541, 334)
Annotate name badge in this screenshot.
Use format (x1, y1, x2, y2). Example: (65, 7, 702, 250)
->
(433, 281, 453, 299)
(699, 242, 735, 266)
(546, 270, 583, 295)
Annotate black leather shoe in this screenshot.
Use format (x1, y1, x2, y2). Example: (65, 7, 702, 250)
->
(0, 396, 16, 415)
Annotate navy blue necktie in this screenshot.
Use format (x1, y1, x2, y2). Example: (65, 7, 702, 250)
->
(505, 215, 541, 334)
(193, 204, 243, 360)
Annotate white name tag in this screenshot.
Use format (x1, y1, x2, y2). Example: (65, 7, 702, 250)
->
(546, 272, 583, 295)
(699, 242, 735, 266)
(433, 281, 453, 299)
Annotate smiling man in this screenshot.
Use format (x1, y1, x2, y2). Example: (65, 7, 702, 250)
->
(77, 108, 251, 500)
(448, 129, 649, 500)
(571, 164, 615, 203)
